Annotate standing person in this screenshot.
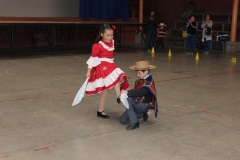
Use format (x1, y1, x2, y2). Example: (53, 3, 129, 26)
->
(156, 23, 167, 52)
(180, 1, 195, 20)
(145, 11, 158, 52)
(201, 14, 213, 54)
(85, 24, 129, 119)
(186, 16, 198, 54)
(119, 61, 158, 131)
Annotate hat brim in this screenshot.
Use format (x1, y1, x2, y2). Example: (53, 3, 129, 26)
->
(158, 24, 166, 26)
(129, 65, 156, 70)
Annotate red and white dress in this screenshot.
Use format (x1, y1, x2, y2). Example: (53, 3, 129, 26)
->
(85, 40, 129, 96)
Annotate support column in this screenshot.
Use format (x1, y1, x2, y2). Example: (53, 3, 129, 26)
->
(139, 0, 143, 24)
(135, 0, 146, 45)
(230, 0, 239, 41)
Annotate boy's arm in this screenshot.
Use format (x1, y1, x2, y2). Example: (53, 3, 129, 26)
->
(127, 87, 150, 97)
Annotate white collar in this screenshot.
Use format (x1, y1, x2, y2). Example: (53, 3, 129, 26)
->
(98, 40, 115, 51)
(143, 75, 150, 80)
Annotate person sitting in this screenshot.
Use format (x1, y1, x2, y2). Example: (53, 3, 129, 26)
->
(180, 1, 195, 20)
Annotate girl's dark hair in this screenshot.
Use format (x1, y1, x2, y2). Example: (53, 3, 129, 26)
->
(94, 24, 113, 43)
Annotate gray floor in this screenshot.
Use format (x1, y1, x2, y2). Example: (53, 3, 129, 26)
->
(0, 44, 240, 160)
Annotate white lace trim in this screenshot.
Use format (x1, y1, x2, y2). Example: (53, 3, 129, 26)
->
(86, 57, 114, 68)
(99, 58, 114, 63)
(98, 40, 115, 51)
(86, 56, 101, 68)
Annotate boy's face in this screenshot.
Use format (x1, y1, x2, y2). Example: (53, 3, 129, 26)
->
(136, 70, 149, 79)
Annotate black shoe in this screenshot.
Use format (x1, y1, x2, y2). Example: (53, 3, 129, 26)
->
(97, 111, 109, 119)
(143, 112, 148, 121)
(117, 95, 121, 104)
(161, 50, 164, 53)
(126, 122, 139, 131)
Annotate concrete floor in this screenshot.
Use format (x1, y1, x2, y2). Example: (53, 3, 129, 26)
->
(0, 44, 240, 160)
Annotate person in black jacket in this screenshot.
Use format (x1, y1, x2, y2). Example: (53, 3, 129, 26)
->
(145, 11, 158, 52)
(186, 16, 198, 54)
(119, 61, 158, 131)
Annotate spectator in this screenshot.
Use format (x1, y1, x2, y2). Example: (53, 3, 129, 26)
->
(201, 14, 213, 54)
(145, 11, 158, 52)
(180, 1, 195, 20)
(186, 16, 198, 54)
(156, 23, 167, 52)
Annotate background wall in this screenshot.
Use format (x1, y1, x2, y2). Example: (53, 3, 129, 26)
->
(0, 0, 238, 49)
(0, 0, 79, 17)
(143, 0, 234, 27)
(141, 0, 239, 40)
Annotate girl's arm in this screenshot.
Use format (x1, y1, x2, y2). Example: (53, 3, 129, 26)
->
(206, 20, 213, 27)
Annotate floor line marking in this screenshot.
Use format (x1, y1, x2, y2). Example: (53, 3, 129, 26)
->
(156, 71, 240, 83)
(1, 71, 240, 103)
(169, 101, 239, 122)
(0, 155, 9, 159)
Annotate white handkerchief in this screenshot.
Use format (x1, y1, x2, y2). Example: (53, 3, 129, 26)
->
(120, 92, 129, 109)
(72, 78, 89, 106)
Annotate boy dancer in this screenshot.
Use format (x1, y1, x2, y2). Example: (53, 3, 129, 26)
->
(119, 61, 158, 131)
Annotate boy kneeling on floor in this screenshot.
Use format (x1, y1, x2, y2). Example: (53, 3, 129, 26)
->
(119, 61, 158, 131)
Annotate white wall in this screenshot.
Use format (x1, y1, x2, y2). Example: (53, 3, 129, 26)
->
(0, 0, 79, 17)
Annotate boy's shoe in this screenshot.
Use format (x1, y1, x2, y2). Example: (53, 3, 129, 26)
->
(161, 50, 164, 52)
(143, 112, 148, 121)
(147, 49, 151, 52)
(126, 122, 139, 131)
(156, 49, 159, 52)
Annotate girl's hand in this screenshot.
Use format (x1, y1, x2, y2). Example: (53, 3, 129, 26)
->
(86, 72, 90, 78)
(86, 68, 91, 78)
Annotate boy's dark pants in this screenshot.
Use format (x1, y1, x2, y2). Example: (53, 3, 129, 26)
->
(119, 98, 148, 124)
(156, 37, 165, 51)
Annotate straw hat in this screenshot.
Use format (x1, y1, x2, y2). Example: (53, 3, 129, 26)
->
(158, 23, 166, 26)
(129, 61, 156, 70)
